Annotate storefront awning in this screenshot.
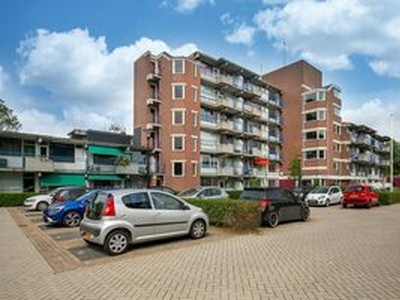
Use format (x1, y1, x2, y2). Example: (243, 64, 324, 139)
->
(88, 145, 125, 156)
(88, 174, 122, 181)
(40, 174, 85, 187)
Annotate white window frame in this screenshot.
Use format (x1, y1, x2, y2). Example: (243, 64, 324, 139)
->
(172, 83, 186, 100)
(192, 86, 198, 102)
(172, 134, 186, 151)
(172, 160, 185, 177)
(172, 109, 186, 125)
(192, 110, 198, 127)
(192, 135, 198, 152)
(191, 160, 198, 177)
(173, 59, 185, 74)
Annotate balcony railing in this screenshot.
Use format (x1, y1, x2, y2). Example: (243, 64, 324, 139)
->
(25, 156, 54, 172)
(115, 164, 140, 175)
(218, 144, 234, 153)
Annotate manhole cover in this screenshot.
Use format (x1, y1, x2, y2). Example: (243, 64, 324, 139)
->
(69, 245, 108, 261)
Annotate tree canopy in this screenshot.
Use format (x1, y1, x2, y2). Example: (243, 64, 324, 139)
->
(0, 99, 21, 131)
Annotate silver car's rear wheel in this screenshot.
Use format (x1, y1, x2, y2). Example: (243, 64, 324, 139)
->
(190, 219, 206, 239)
(63, 211, 81, 227)
(104, 230, 129, 255)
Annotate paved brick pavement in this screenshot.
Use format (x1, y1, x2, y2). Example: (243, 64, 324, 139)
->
(1, 205, 400, 300)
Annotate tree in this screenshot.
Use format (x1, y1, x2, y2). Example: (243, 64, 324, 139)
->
(289, 155, 302, 185)
(108, 123, 126, 134)
(394, 140, 400, 175)
(0, 99, 21, 131)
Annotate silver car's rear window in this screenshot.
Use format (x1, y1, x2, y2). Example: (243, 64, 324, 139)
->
(86, 192, 110, 220)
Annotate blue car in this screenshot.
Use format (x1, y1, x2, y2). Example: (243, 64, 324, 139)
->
(43, 190, 100, 227)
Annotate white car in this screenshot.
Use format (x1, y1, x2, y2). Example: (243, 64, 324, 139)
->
(305, 186, 343, 207)
(24, 193, 53, 211)
(178, 186, 229, 200)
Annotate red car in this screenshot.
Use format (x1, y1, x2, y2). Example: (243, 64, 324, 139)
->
(342, 184, 379, 208)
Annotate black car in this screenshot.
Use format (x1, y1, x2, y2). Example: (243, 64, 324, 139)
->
(292, 186, 311, 202)
(239, 187, 310, 227)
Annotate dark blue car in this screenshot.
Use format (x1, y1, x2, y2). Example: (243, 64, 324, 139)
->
(43, 190, 100, 227)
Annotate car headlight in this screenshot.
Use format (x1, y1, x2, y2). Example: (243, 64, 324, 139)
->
(318, 196, 326, 200)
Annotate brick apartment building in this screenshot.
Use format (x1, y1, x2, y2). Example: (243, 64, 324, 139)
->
(134, 51, 283, 192)
(263, 60, 389, 187)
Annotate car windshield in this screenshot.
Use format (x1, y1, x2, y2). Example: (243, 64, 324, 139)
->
(345, 185, 364, 192)
(179, 187, 202, 197)
(310, 186, 329, 194)
(47, 188, 61, 197)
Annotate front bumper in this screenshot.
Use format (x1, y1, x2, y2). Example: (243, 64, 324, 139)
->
(24, 202, 36, 210)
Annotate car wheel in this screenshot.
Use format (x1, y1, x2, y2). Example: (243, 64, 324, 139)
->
(267, 212, 279, 228)
(301, 207, 310, 222)
(36, 201, 49, 211)
(366, 200, 373, 209)
(325, 199, 330, 207)
(190, 219, 206, 239)
(63, 211, 81, 227)
(104, 230, 130, 256)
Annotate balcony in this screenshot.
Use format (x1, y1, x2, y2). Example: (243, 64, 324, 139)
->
(219, 167, 234, 176)
(217, 97, 235, 110)
(25, 156, 54, 172)
(146, 122, 161, 131)
(218, 144, 234, 154)
(146, 97, 162, 106)
(146, 72, 161, 82)
(219, 121, 234, 131)
(115, 163, 140, 175)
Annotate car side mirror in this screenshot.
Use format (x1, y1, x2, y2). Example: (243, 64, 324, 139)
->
(181, 204, 190, 210)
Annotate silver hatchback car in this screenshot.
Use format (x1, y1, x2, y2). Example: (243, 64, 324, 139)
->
(80, 189, 209, 255)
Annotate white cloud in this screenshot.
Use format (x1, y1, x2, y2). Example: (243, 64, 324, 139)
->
(175, 0, 215, 13)
(342, 99, 399, 140)
(253, 0, 400, 77)
(14, 28, 198, 136)
(225, 23, 256, 46)
(220, 12, 234, 25)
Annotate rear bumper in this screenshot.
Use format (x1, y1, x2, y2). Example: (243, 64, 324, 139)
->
(79, 220, 104, 245)
(343, 198, 369, 205)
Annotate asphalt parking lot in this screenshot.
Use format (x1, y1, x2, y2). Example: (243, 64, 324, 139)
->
(1, 204, 400, 300)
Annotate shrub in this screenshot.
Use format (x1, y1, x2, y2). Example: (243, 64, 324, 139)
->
(378, 191, 400, 205)
(185, 198, 261, 231)
(0, 192, 39, 207)
(226, 190, 242, 199)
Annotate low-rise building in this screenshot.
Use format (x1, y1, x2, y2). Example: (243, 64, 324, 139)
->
(0, 129, 149, 192)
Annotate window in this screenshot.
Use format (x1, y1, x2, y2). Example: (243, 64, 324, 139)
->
(192, 136, 198, 152)
(172, 161, 185, 177)
(122, 192, 151, 209)
(151, 192, 183, 210)
(172, 84, 185, 99)
(318, 130, 326, 139)
(305, 112, 317, 121)
(192, 111, 198, 127)
(305, 150, 325, 160)
(334, 107, 341, 116)
(49, 143, 75, 162)
(193, 86, 198, 102)
(305, 110, 326, 122)
(173, 59, 184, 74)
(193, 64, 198, 77)
(191, 161, 198, 177)
(172, 109, 185, 125)
(318, 110, 326, 120)
(334, 162, 339, 171)
(172, 135, 185, 151)
(305, 131, 317, 140)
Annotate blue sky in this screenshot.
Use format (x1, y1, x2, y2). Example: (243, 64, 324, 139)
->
(1, 0, 399, 139)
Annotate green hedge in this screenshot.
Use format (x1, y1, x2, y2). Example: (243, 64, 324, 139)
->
(0, 192, 39, 207)
(226, 190, 242, 199)
(186, 198, 261, 231)
(378, 191, 400, 205)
